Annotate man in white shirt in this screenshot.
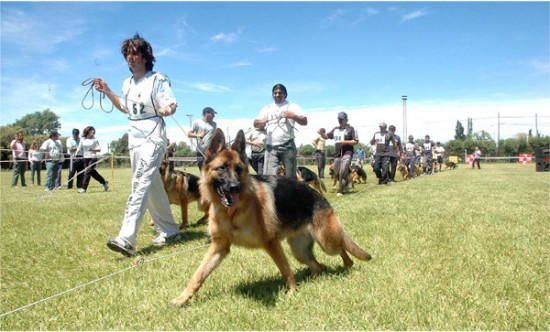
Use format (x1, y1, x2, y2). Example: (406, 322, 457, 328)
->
(253, 84, 307, 178)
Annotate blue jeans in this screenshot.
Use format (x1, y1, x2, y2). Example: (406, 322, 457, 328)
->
(45, 161, 59, 190)
(30, 161, 42, 185)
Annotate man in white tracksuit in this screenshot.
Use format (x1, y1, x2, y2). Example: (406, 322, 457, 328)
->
(94, 33, 181, 257)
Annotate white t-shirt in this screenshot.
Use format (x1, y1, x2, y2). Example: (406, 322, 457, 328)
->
(119, 71, 176, 148)
(191, 118, 217, 153)
(66, 137, 80, 157)
(77, 138, 101, 158)
(256, 101, 305, 146)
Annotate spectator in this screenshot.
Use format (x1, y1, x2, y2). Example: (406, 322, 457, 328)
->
(10, 132, 27, 188)
(75, 126, 109, 194)
(54, 136, 65, 189)
(312, 128, 328, 178)
(355, 144, 365, 169)
(66, 128, 84, 190)
(254, 83, 307, 178)
(40, 131, 63, 192)
(472, 146, 482, 169)
(188, 107, 217, 172)
(28, 140, 43, 186)
(434, 142, 446, 173)
(245, 123, 267, 175)
(327, 112, 358, 196)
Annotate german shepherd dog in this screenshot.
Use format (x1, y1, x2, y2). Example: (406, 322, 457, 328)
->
(350, 165, 367, 185)
(445, 160, 458, 170)
(172, 129, 372, 307)
(159, 156, 209, 229)
(280, 166, 327, 195)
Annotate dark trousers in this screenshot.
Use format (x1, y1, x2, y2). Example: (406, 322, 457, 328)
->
(389, 156, 398, 181)
(405, 157, 416, 178)
(423, 153, 433, 174)
(472, 158, 481, 169)
(250, 152, 265, 175)
(11, 159, 27, 187)
(315, 150, 326, 178)
(68, 157, 85, 189)
(373, 155, 390, 184)
(82, 158, 106, 190)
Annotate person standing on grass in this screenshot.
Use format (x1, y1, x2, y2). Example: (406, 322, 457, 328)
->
(94, 33, 181, 257)
(422, 135, 436, 175)
(254, 83, 308, 179)
(75, 126, 109, 194)
(388, 125, 402, 182)
(434, 142, 446, 173)
(404, 135, 420, 178)
(472, 146, 482, 169)
(327, 112, 358, 196)
(312, 128, 328, 178)
(354, 144, 365, 169)
(371, 122, 401, 185)
(246, 123, 267, 175)
(40, 131, 63, 192)
(28, 140, 43, 186)
(67, 128, 84, 190)
(10, 132, 27, 188)
(54, 136, 65, 189)
(188, 107, 217, 172)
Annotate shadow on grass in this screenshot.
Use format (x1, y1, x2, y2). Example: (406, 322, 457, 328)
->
(234, 264, 351, 307)
(137, 228, 210, 256)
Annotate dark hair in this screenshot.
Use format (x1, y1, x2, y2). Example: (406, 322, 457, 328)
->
(49, 131, 59, 138)
(72, 128, 80, 136)
(82, 126, 95, 138)
(121, 33, 156, 71)
(272, 83, 287, 97)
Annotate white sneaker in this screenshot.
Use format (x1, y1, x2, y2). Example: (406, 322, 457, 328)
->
(78, 188, 86, 194)
(152, 233, 182, 246)
(336, 193, 343, 197)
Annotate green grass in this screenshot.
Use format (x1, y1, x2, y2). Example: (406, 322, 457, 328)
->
(1, 164, 549, 330)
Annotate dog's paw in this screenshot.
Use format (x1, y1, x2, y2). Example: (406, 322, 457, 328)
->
(171, 295, 191, 307)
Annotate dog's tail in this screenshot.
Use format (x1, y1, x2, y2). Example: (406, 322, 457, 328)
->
(343, 234, 372, 261)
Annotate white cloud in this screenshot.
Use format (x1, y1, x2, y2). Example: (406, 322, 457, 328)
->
(401, 8, 430, 22)
(190, 83, 231, 93)
(210, 30, 241, 44)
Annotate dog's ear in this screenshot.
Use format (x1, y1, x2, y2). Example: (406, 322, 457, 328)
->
(205, 128, 226, 158)
(231, 130, 248, 163)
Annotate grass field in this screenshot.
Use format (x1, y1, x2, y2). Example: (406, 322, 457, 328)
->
(1, 163, 549, 330)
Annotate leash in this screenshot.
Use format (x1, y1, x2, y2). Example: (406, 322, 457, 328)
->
(81, 78, 114, 113)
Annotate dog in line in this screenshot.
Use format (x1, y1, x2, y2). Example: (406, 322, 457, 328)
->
(398, 161, 411, 180)
(172, 129, 372, 307)
(350, 165, 367, 186)
(445, 160, 458, 169)
(159, 156, 209, 229)
(278, 165, 327, 195)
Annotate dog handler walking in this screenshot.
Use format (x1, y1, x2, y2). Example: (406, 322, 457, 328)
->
(94, 33, 181, 257)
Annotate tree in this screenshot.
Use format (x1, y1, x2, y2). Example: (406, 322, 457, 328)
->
(109, 133, 129, 155)
(13, 109, 60, 136)
(454, 120, 466, 141)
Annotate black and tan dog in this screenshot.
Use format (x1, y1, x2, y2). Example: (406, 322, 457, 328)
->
(172, 129, 372, 306)
(159, 156, 209, 229)
(350, 165, 367, 185)
(445, 160, 458, 170)
(277, 165, 327, 195)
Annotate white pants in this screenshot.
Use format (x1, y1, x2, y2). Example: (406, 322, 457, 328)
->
(116, 139, 179, 247)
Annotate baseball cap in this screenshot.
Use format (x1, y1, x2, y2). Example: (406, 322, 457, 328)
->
(379, 122, 387, 128)
(202, 107, 217, 115)
(337, 112, 348, 120)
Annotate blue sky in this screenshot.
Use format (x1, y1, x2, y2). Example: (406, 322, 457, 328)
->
(1, 1, 549, 152)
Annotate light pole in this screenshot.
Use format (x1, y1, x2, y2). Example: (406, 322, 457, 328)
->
(402, 95, 408, 140)
(186, 114, 193, 128)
